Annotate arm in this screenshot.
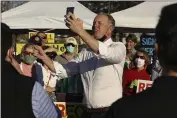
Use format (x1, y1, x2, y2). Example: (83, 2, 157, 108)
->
(5, 48, 23, 75)
(64, 13, 99, 53)
(97, 42, 126, 64)
(65, 13, 126, 63)
(32, 82, 61, 118)
(10, 58, 23, 75)
(52, 56, 80, 78)
(33, 45, 80, 79)
(77, 29, 99, 53)
(33, 45, 56, 73)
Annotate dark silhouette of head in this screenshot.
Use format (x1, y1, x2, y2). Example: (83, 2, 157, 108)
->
(1, 23, 13, 59)
(155, 3, 177, 73)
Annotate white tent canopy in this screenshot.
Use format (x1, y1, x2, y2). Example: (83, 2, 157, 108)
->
(2, 1, 97, 30)
(111, 2, 176, 29)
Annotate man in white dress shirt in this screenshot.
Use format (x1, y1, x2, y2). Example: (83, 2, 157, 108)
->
(33, 13, 126, 118)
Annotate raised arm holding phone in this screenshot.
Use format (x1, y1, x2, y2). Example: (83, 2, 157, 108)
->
(34, 9, 126, 118)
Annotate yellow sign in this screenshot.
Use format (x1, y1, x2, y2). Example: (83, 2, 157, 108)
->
(28, 32, 55, 43)
(46, 33, 55, 43)
(16, 43, 65, 55)
(29, 32, 36, 39)
(16, 43, 25, 55)
(54, 102, 85, 118)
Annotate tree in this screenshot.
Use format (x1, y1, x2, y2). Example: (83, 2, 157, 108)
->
(78, 1, 144, 14)
(1, 1, 28, 13)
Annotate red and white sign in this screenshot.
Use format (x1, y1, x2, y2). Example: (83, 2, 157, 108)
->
(136, 80, 153, 93)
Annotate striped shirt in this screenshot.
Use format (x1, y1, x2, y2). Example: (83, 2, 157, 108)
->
(32, 82, 61, 118)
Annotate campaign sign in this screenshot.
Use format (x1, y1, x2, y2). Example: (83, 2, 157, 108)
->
(140, 35, 156, 56)
(29, 32, 55, 43)
(54, 102, 85, 118)
(136, 80, 153, 93)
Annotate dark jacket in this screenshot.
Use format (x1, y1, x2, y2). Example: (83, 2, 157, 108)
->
(106, 76, 177, 118)
(2, 61, 35, 118)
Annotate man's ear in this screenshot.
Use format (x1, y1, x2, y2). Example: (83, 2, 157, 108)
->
(109, 25, 114, 32)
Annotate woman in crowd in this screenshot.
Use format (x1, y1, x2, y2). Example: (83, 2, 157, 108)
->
(18, 43, 59, 100)
(123, 48, 151, 96)
(124, 34, 138, 70)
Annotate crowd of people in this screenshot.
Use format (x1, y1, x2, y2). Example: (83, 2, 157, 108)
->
(2, 3, 177, 118)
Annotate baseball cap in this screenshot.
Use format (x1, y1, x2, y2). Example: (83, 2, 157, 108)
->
(65, 37, 78, 46)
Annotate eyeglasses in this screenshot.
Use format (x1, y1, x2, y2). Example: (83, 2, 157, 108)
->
(135, 55, 145, 59)
(66, 43, 75, 47)
(24, 51, 34, 55)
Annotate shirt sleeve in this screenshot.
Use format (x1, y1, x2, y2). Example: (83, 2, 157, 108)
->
(52, 55, 80, 79)
(98, 41, 126, 64)
(32, 82, 61, 118)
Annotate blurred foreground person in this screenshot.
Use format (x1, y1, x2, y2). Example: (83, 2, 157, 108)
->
(106, 3, 177, 118)
(33, 13, 126, 118)
(1, 23, 61, 118)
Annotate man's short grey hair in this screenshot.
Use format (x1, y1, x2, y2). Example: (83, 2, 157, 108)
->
(98, 13, 115, 30)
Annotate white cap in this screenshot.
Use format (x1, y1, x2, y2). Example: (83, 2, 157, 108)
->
(65, 37, 78, 45)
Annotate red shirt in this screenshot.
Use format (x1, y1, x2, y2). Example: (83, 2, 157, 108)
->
(123, 68, 150, 96)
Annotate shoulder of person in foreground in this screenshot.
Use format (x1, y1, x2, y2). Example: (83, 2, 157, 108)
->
(106, 88, 154, 118)
(32, 82, 61, 118)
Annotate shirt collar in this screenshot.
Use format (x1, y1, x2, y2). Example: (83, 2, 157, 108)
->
(103, 38, 113, 46)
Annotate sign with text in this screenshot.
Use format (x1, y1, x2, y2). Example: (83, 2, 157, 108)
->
(16, 43, 65, 55)
(28, 32, 55, 43)
(136, 80, 153, 93)
(54, 102, 85, 118)
(140, 35, 156, 56)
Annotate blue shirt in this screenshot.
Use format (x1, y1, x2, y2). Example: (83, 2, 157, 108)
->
(32, 82, 61, 118)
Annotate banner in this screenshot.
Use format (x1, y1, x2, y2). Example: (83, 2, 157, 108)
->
(140, 35, 156, 56)
(16, 43, 65, 55)
(29, 32, 55, 43)
(54, 102, 85, 118)
(136, 80, 153, 93)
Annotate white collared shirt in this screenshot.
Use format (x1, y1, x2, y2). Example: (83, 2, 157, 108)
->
(53, 38, 126, 108)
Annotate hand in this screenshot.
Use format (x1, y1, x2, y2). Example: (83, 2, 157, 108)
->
(33, 45, 46, 59)
(45, 86, 56, 92)
(76, 18, 84, 29)
(64, 12, 84, 34)
(6, 47, 24, 75)
(6, 47, 15, 63)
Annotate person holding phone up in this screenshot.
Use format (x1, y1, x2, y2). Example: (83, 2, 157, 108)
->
(33, 10, 126, 118)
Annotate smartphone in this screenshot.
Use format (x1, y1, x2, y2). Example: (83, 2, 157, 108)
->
(66, 7, 75, 15)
